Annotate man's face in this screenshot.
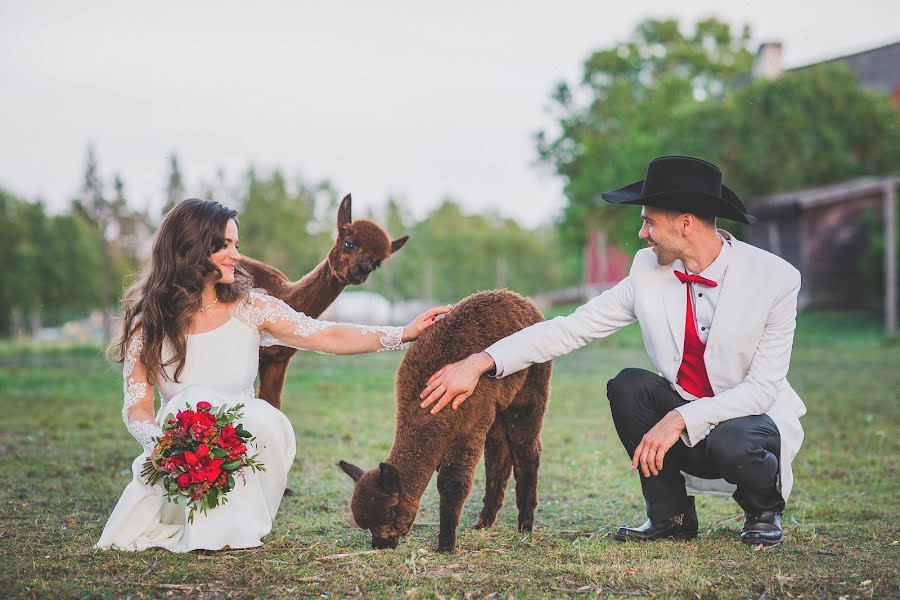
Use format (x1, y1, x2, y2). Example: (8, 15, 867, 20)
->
(638, 206, 682, 266)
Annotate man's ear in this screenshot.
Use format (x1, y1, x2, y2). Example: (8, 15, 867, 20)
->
(378, 462, 400, 495)
(338, 460, 364, 482)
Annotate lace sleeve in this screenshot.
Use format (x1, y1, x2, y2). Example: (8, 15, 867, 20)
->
(122, 330, 161, 452)
(235, 291, 408, 354)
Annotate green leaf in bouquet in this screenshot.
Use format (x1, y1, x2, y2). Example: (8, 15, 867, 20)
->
(211, 447, 229, 458)
(222, 460, 242, 471)
(227, 474, 235, 489)
(207, 486, 218, 507)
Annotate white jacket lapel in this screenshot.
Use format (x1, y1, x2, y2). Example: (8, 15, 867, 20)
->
(661, 262, 686, 358)
(704, 232, 744, 389)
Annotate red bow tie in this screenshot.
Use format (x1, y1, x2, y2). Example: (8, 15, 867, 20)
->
(675, 271, 718, 287)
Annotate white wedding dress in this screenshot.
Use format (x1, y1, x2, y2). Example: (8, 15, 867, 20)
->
(95, 291, 405, 552)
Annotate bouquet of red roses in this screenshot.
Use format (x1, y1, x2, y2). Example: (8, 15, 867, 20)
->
(141, 401, 265, 523)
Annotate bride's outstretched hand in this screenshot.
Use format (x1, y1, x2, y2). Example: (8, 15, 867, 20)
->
(402, 305, 454, 342)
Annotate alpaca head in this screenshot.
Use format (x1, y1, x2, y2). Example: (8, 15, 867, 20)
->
(338, 460, 409, 550)
(328, 194, 408, 286)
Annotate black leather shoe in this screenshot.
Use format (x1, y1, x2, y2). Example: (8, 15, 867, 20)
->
(614, 500, 698, 542)
(740, 511, 783, 546)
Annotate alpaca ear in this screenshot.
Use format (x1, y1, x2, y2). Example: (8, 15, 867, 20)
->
(338, 460, 364, 482)
(337, 194, 352, 232)
(378, 462, 401, 495)
(390, 235, 409, 254)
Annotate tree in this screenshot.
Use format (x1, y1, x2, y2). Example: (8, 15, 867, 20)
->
(237, 169, 332, 279)
(365, 199, 574, 303)
(537, 17, 754, 257)
(162, 153, 185, 215)
(664, 63, 900, 198)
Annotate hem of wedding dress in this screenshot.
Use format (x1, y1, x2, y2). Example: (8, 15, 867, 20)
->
(93, 539, 265, 553)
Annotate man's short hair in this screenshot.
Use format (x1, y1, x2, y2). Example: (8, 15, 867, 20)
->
(661, 207, 716, 228)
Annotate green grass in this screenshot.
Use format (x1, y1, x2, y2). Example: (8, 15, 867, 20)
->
(1, 312, 898, 598)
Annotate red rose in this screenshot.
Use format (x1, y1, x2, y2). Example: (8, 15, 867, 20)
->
(184, 451, 199, 466)
(195, 444, 210, 459)
(189, 411, 216, 434)
(220, 424, 242, 448)
(177, 473, 191, 488)
(196, 401, 213, 410)
(228, 443, 247, 460)
(206, 458, 225, 483)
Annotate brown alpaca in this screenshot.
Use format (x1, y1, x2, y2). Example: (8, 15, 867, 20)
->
(339, 289, 551, 553)
(241, 194, 408, 410)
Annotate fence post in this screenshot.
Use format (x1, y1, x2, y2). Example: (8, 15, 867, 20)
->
(885, 179, 897, 339)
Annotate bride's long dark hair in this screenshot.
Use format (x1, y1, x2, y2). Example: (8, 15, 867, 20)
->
(111, 199, 253, 383)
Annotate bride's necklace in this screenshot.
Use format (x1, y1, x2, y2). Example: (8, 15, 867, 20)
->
(198, 297, 218, 313)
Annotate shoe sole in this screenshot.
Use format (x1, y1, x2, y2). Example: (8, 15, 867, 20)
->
(740, 535, 783, 547)
(614, 531, 698, 542)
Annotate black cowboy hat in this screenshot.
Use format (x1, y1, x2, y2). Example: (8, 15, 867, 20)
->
(601, 155, 757, 224)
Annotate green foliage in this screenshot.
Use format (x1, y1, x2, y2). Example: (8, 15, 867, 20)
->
(540, 17, 900, 259)
(237, 169, 336, 280)
(538, 17, 754, 253)
(0, 190, 110, 336)
(857, 204, 900, 311)
(364, 199, 574, 303)
(665, 63, 900, 197)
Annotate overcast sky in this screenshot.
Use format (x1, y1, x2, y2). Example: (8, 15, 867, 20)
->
(2, 1, 898, 227)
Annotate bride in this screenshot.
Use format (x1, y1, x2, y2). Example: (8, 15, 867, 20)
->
(95, 198, 450, 552)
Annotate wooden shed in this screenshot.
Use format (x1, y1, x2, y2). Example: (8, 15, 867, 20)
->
(746, 176, 897, 336)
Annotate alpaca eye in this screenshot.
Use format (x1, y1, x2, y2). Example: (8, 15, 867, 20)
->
(343, 240, 355, 251)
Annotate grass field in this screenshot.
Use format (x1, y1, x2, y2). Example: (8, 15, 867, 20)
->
(1, 312, 898, 598)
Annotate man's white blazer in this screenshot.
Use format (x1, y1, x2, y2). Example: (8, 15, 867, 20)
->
(486, 231, 806, 501)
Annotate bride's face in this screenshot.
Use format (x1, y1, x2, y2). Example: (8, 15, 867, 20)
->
(210, 219, 241, 284)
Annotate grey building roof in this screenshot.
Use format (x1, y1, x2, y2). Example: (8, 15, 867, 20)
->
(752, 175, 900, 216)
(789, 40, 900, 93)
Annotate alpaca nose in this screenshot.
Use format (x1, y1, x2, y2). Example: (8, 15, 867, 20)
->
(372, 536, 398, 550)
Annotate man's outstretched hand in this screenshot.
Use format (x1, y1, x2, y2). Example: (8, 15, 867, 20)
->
(632, 410, 686, 477)
(419, 352, 496, 414)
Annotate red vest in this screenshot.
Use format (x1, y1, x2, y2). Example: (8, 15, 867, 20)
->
(675, 277, 715, 398)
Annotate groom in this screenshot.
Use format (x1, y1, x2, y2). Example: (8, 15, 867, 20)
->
(420, 156, 805, 546)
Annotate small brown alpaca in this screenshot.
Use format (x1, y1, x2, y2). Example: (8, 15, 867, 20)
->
(241, 194, 408, 410)
(339, 289, 551, 553)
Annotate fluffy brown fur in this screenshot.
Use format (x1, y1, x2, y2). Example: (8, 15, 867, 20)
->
(339, 289, 551, 553)
(241, 194, 408, 410)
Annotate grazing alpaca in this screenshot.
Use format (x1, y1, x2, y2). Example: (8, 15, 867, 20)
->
(241, 194, 408, 410)
(339, 290, 551, 553)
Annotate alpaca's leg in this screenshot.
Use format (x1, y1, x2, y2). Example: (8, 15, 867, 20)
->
(257, 358, 290, 411)
(506, 363, 551, 532)
(474, 420, 512, 530)
(436, 442, 484, 552)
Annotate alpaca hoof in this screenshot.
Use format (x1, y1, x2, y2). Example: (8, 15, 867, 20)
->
(283, 487, 295, 497)
(473, 517, 493, 530)
(436, 539, 456, 553)
(518, 520, 533, 532)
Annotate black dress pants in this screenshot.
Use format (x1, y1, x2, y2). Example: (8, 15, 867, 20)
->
(607, 368, 785, 521)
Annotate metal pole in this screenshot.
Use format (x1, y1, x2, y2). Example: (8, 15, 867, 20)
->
(885, 180, 897, 339)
